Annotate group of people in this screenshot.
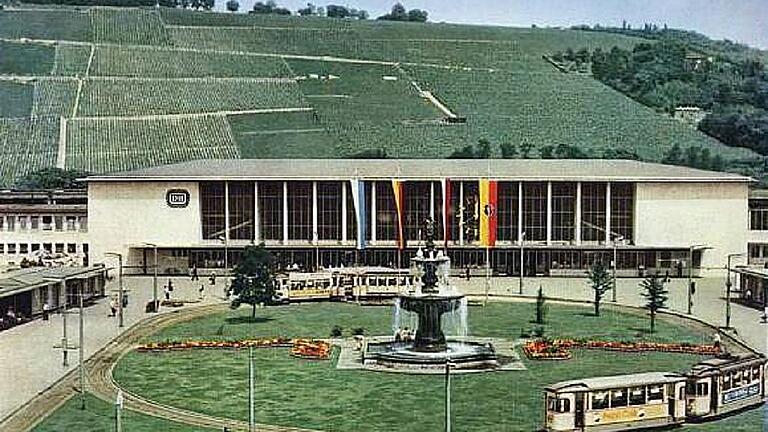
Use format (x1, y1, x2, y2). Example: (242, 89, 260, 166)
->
(0, 307, 26, 330)
(394, 327, 415, 344)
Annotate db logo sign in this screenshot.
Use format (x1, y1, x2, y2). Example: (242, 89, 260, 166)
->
(166, 189, 190, 208)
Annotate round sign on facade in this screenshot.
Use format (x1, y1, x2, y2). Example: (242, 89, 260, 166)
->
(166, 189, 190, 208)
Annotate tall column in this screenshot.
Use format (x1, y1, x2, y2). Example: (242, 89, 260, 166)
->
(312, 181, 318, 243)
(546, 181, 553, 245)
(605, 182, 612, 244)
(282, 181, 289, 243)
(254, 182, 260, 242)
(575, 182, 582, 245)
(517, 182, 523, 243)
(370, 182, 377, 243)
(459, 182, 464, 246)
(224, 181, 230, 241)
(430, 182, 436, 221)
(341, 182, 348, 243)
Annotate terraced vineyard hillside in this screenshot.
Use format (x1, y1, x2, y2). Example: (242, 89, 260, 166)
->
(0, 5, 758, 185)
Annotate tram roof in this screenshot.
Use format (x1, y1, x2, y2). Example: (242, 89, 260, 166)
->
(545, 372, 686, 393)
(84, 159, 752, 183)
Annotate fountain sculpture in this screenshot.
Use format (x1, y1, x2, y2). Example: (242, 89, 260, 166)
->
(363, 218, 498, 372)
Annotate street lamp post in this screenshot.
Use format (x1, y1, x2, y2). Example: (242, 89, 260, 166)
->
(248, 345, 255, 432)
(105, 252, 124, 327)
(725, 252, 745, 329)
(218, 235, 229, 292)
(611, 235, 624, 302)
(143, 243, 158, 313)
(78, 283, 85, 409)
(444, 358, 453, 432)
(519, 232, 526, 295)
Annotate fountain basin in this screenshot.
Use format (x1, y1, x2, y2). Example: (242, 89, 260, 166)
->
(364, 338, 499, 372)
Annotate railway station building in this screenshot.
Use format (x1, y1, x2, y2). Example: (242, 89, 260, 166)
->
(84, 159, 751, 277)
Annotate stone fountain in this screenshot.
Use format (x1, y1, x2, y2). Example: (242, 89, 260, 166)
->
(362, 218, 499, 372)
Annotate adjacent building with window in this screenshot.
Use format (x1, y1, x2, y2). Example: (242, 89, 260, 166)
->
(0, 191, 89, 267)
(84, 159, 750, 277)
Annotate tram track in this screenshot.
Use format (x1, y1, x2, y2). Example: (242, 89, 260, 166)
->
(3, 303, 318, 432)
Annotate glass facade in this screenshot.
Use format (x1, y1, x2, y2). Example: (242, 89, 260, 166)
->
(228, 182, 254, 240)
(288, 182, 312, 241)
(200, 182, 225, 240)
(610, 183, 634, 242)
(581, 182, 606, 243)
(258, 181, 283, 241)
(523, 182, 547, 242)
(551, 182, 575, 242)
(374, 182, 397, 241)
(497, 182, 518, 242)
(317, 182, 341, 240)
(345, 181, 357, 242)
(404, 182, 432, 241)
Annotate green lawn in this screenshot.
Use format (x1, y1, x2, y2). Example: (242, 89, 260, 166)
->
(33, 393, 213, 432)
(109, 302, 762, 431)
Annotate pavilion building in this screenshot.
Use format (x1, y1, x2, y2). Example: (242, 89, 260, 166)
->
(84, 159, 750, 277)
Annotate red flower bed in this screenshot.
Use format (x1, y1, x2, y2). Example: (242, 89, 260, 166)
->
(523, 338, 720, 360)
(290, 339, 331, 360)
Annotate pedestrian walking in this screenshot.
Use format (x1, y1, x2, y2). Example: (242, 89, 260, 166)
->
(209, 272, 217, 286)
(190, 264, 199, 282)
(199, 284, 205, 300)
(109, 298, 117, 317)
(42, 302, 50, 321)
(164, 285, 171, 301)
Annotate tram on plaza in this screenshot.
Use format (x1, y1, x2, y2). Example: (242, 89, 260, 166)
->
(543, 354, 767, 431)
(274, 266, 412, 301)
(544, 372, 688, 431)
(685, 353, 765, 421)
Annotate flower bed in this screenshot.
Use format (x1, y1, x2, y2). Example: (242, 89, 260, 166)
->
(523, 338, 720, 360)
(290, 339, 332, 360)
(137, 337, 293, 352)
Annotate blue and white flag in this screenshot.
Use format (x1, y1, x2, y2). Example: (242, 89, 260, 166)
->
(350, 179, 366, 249)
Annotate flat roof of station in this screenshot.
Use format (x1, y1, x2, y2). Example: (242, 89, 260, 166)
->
(85, 159, 752, 183)
(0, 266, 106, 299)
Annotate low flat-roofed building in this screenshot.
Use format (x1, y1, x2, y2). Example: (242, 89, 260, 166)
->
(0, 265, 107, 321)
(0, 190, 89, 267)
(84, 159, 751, 277)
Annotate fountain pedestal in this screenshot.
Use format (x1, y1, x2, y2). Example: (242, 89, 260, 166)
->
(399, 294, 463, 352)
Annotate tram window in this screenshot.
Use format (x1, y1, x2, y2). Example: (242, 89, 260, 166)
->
(696, 382, 709, 396)
(648, 385, 664, 402)
(753, 366, 761, 382)
(611, 389, 628, 407)
(679, 387, 685, 400)
(722, 374, 732, 391)
(591, 392, 609, 410)
(547, 397, 571, 413)
(629, 387, 646, 406)
(733, 371, 743, 387)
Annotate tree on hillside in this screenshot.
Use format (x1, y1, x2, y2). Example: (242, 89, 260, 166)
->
(587, 260, 612, 316)
(662, 143, 683, 165)
(378, 2, 426, 22)
(297, 2, 316, 16)
(500, 142, 518, 158)
(639, 274, 669, 333)
(15, 168, 89, 190)
(230, 244, 277, 319)
(225, 0, 238, 12)
(252, 0, 290, 15)
(407, 8, 427, 23)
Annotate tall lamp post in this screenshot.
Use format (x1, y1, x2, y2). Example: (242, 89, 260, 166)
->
(218, 235, 229, 292)
(105, 252, 124, 327)
(518, 231, 526, 295)
(724, 252, 744, 329)
(611, 235, 624, 302)
(143, 243, 158, 313)
(444, 358, 453, 432)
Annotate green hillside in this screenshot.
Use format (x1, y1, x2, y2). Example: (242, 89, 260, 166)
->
(0, 5, 759, 186)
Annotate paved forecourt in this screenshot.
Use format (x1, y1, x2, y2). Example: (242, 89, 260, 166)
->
(0, 275, 227, 422)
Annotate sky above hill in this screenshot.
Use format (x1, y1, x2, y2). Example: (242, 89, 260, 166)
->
(215, 0, 768, 49)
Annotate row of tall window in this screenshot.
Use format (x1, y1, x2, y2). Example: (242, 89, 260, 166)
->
(0, 214, 87, 232)
(0, 243, 84, 255)
(199, 181, 635, 243)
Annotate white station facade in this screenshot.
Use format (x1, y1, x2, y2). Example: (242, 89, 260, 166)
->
(84, 159, 751, 277)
